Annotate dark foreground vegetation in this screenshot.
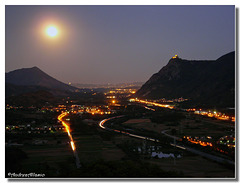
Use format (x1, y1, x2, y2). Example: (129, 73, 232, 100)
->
(70, 160, 184, 178)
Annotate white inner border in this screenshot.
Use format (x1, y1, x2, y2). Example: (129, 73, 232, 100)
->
(1, 1, 239, 183)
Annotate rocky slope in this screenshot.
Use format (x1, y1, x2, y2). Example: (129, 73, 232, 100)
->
(135, 52, 235, 108)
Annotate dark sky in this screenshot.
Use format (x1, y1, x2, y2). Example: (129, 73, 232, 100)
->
(5, 5, 235, 84)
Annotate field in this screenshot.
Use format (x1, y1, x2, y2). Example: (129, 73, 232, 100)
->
(73, 134, 126, 163)
(19, 135, 76, 176)
(147, 155, 234, 178)
(123, 114, 234, 139)
(112, 131, 235, 177)
(124, 119, 151, 124)
(123, 118, 169, 132)
(120, 116, 235, 178)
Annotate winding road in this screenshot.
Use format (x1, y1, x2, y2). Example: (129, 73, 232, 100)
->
(58, 112, 81, 168)
(99, 116, 234, 166)
(99, 115, 159, 142)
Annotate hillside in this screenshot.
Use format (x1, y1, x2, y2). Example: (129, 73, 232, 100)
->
(6, 66, 77, 92)
(6, 90, 56, 107)
(135, 52, 235, 108)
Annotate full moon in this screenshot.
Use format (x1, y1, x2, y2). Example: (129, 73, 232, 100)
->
(46, 26, 58, 37)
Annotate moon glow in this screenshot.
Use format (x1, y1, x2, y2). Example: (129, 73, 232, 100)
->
(46, 26, 58, 37)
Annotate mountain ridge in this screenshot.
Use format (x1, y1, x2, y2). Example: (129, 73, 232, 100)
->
(135, 51, 235, 108)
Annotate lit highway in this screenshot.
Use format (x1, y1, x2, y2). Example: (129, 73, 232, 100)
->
(130, 98, 174, 109)
(130, 98, 235, 122)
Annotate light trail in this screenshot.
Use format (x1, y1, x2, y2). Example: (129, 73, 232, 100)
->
(58, 113, 75, 150)
(57, 112, 81, 168)
(99, 116, 159, 143)
(99, 119, 107, 129)
(130, 98, 174, 109)
(70, 141, 76, 151)
(144, 106, 156, 111)
(170, 143, 186, 150)
(57, 112, 76, 151)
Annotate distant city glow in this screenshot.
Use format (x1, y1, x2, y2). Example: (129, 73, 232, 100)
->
(187, 108, 235, 122)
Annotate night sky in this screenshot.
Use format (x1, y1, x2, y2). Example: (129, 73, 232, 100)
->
(5, 5, 235, 84)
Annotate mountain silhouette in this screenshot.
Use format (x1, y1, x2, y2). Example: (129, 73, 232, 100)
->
(6, 66, 77, 92)
(135, 52, 235, 108)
